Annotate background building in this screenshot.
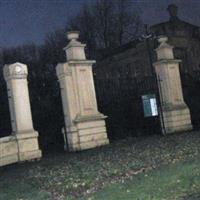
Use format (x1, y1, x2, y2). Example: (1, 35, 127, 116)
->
(94, 4, 200, 139)
(95, 4, 200, 78)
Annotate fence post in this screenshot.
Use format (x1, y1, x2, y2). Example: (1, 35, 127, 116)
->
(153, 36, 193, 134)
(56, 31, 109, 151)
(3, 62, 42, 161)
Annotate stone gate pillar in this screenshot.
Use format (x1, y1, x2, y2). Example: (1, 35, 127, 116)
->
(3, 62, 42, 161)
(56, 31, 109, 151)
(153, 36, 193, 134)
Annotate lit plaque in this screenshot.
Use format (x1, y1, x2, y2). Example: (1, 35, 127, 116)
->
(142, 94, 158, 117)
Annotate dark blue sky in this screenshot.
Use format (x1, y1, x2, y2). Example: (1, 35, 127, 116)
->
(0, 0, 200, 48)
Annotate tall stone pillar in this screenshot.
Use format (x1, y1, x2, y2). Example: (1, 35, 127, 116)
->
(3, 62, 42, 161)
(153, 37, 193, 134)
(56, 31, 109, 151)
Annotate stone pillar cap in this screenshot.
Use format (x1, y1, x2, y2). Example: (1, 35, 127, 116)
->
(156, 36, 173, 50)
(158, 36, 168, 43)
(3, 62, 28, 80)
(154, 36, 174, 60)
(64, 30, 87, 61)
(64, 31, 85, 50)
(67, 31, 80, 41)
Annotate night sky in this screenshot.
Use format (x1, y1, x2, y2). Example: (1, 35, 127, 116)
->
(0, 0, 200, 48)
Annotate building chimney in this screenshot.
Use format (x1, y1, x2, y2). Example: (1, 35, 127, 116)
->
(167, 4, 179, 21)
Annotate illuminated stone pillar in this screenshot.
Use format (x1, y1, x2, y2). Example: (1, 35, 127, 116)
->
(153, 36, 193, 134)
(56, 31, 109, 151)
(3, 62, 42, 161)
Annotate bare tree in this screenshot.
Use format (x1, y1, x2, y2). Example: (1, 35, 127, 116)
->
(68, 0, 143, 57)
(113, 0, 143, 45)
(94, 0, 114, 48)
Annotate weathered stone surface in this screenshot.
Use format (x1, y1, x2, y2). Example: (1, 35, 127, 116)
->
(0, 63, 42, 167)
(154, 37, 193, 134)
(0, 136, 18, 167)
(64, 31, 86, 61)
(57, 32, 109, 151)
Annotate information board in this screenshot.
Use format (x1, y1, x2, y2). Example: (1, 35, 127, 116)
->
(142, 94, 158, 117)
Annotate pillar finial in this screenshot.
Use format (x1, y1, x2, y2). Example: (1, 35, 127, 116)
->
(158, 36, 168, 45)
(156, 36, 174, 60)
(67, 31, 80, 41)
(64, 30, 86, 61)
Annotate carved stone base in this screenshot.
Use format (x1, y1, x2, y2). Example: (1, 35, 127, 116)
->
(0, 153, 19, 167)
(0, 136, 18, 167)
(16, 131, 42, 161)
(161, 105, 193, 134)
(66, 117, 109, 151)
(0, 132, 42, 167)
(18, 150, 42, 162)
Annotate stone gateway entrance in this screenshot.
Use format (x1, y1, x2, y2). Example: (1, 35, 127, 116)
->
(0, 35, 194, 167)
(94, 35, 193, 139)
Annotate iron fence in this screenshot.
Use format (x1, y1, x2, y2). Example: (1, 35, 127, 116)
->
(181, 72, 200, 130)
(94, 74, 162, 140)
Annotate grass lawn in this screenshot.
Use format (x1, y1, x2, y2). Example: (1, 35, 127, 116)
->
(1, 131, 200, 200)
(87, 157, 200, 200)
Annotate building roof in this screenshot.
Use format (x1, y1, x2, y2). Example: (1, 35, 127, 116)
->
(98, 39, 141, 59)
(99, 4, 200, 60)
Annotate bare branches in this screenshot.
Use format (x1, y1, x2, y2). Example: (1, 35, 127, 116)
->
(68, 0, 143, 57)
